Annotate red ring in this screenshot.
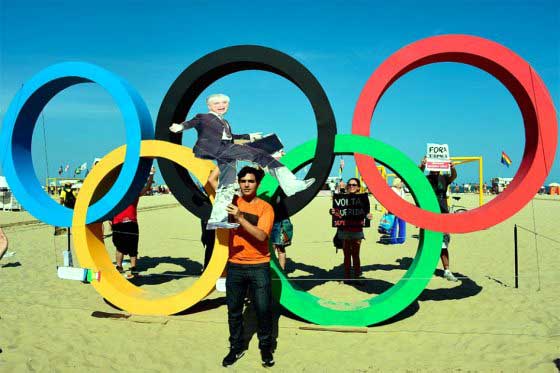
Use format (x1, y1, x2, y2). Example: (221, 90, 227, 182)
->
(352, 34, 557, 233)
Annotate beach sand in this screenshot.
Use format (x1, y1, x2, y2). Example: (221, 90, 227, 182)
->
(1, 193, 559, 371)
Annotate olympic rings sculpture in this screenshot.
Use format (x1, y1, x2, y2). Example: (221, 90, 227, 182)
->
(0, 35, 556, 326)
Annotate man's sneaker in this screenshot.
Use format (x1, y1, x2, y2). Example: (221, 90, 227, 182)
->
(222, 349, 245, 367)
(125, 266, 139, 279)
(261, 350, 275, 367)
(443, 269, 459, 282)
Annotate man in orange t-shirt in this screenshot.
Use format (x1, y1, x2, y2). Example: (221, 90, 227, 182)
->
(222, 166, 275, 368)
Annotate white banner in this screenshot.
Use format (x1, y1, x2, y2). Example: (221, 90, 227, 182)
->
(426, 143, 451, 172)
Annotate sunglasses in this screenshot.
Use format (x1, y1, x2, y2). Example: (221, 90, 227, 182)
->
(347, 183, 359, 186)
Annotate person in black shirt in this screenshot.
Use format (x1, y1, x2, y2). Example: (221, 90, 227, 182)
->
(420, 157, 459, 282)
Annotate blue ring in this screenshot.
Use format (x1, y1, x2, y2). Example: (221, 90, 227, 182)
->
(0, 62, 154, 226)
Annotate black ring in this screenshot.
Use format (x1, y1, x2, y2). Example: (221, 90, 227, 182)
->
(155, 45, 336, 220)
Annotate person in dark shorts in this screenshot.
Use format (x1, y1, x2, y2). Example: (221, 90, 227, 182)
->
(270, 218, 292, 271)
(111, 168, 155, 278)
(270, 194, 293, 270)
(201, 167, 220, 271)
(419, 157, 458, 282)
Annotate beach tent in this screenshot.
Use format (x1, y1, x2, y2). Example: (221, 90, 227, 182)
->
(0, 176, 22, 211)
(59, 179, 79, 185)
(0, 176, 8, 190)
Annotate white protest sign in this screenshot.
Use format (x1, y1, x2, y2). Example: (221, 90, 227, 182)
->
(425, 143, 451, 172)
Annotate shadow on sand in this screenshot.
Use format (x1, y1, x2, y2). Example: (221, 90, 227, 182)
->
(128, 255, 203, 286)
(99, 253, 483, 330)
(1, 261, 21, 268)
(279, 256, 482, 326)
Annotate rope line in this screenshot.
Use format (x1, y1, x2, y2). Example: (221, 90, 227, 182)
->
(58, 268, 557, 282)
(529, 200, 542, 291)
(0, 299, 558, 339)
(516, 225, 560, 246)
(526, 63, 550, 293)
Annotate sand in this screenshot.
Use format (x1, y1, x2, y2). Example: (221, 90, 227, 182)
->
(1, 192, 559, 371)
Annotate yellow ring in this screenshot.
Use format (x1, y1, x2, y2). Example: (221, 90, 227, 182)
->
(72, 140, 228, 315)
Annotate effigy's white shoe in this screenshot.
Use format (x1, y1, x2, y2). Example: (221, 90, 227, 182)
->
(270, 166, 315, 197)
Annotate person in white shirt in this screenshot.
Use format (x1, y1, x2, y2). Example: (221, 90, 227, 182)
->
(389, 178, 407, 244)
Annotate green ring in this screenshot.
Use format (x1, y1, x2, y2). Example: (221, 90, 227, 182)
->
(258, 134, 443, 326)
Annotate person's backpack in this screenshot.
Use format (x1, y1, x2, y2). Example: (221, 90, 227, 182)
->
(62, 187, 76, 209)
(378, 213, 395, 234)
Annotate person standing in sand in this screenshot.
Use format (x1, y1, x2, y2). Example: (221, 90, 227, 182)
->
(111, 168, 155, 278)
(270, 196, 293, 271)
(200, 166, 220, 272)
(222, 166, 276, 368)
(0, 227, 11, 262)
(389, 178, 407, 244)
(330, 178, 372, 284)
(419, 157, 459, 282)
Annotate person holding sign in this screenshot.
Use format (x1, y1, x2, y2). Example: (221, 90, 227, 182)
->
(330, 178, 372, 284)
(222, 166, 276, 368)
(425, 143, 452, 172)
(420, 156, 459, 282)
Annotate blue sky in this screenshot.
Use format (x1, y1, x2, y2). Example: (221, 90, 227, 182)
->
(1, 0, 558, 189)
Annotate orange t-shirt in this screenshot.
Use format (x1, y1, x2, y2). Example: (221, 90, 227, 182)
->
(228, 196, 274, 264)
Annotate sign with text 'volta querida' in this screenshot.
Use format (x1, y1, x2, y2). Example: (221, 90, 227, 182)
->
(331, 193, 370, 228)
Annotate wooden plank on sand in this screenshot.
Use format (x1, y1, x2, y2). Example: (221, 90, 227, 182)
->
(299, 326, 367, 333)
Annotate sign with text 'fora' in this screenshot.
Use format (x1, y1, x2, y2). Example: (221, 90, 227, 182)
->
(426, 143, 451, 172)
(332, 193, 370, 228)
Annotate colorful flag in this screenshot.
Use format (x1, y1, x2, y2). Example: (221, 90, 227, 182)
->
(74, 167, 81, 175)
(339, 157, 345, 176)
(64, 164, 70, 173)
(79, 162, 87, 171)
(501, 151, 512, 167)
(58, 166, 63, 176)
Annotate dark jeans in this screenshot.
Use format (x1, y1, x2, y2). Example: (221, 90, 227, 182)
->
(226, 262, 273, 351)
